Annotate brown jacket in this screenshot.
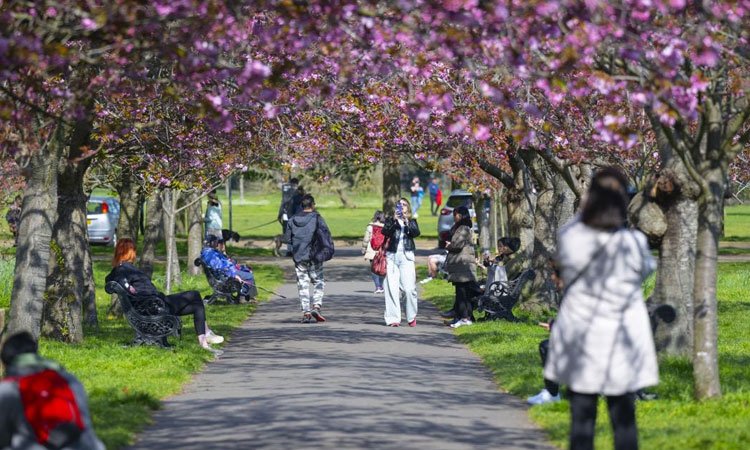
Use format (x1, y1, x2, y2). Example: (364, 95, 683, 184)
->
(444, 225, 476, 283)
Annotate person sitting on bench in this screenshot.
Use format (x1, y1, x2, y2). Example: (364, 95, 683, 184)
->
(200, 235, 256, 293)
(106, 239, 224, 354)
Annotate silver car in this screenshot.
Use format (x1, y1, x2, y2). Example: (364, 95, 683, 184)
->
(437, 189, 476, 248)
(87, 196, 120, 246)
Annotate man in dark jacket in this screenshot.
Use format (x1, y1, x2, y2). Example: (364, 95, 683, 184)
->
(0, 332, 106, 450)
(285, 194, 333, 323)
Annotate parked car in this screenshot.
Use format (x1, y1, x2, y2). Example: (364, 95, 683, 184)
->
(87, 196, 120, 246)
(437, 189, 476, 248)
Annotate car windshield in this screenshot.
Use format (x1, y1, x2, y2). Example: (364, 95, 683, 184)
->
(446, 195, 473, 209)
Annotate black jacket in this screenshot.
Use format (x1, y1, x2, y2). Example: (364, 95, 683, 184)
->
(381, 217, 420, 253)
(105, 262, 161, 297)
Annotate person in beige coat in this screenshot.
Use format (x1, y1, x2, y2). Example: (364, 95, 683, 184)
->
(444, 206, 478, 328)
(544, 167, 657, 450)
(361, 210, 385, 294)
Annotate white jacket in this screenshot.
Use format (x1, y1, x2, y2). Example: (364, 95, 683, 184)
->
(544, 217, 658, 395)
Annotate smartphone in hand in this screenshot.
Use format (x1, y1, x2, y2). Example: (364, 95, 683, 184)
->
(396, 202, 403, 217)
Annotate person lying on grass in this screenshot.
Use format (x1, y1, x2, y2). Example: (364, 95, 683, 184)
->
(106, 238, 224, 355)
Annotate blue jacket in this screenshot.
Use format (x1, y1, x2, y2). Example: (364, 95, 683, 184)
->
(200, 247, 238, 278)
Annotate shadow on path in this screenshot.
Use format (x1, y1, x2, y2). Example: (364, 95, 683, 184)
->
(128, 252, 555, 450)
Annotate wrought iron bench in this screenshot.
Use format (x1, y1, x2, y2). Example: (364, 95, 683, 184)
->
(194, 258, 257, 304)
(475, 269, 536, 321)
(105, 281, 181, 347)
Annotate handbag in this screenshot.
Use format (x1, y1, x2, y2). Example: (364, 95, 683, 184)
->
(371, 238, 389, 276)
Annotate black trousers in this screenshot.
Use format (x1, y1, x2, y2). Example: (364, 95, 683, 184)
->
(538, 339, 560, 396)
(453, 281, 479, 320)
(569, 391, 638, 450)
(165, 290, 207, 335)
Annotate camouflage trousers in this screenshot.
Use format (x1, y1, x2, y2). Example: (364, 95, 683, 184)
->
(295, 261, 325, 312)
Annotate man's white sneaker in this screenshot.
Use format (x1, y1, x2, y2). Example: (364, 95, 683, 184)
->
(450, 319, 473, 328)
(419, 277, 433, 284)
(527, 389, 561, 405)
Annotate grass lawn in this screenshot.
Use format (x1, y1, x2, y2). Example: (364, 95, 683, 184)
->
(1, 258, 284, 449)
(724, 204, 750, 242)
(419, 262, 750, 449)
(206, 190, 441, 241)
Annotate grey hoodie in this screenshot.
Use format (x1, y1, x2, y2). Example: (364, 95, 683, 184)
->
(288, 211, 320, 263)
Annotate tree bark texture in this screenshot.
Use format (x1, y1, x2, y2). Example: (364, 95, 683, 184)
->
(187, 192, 203, 276)
(8, 130, 62, 340)
(162, 189, 181, 294)
(476, 194, 492, 254)
(692, 180, 723, 399)
(529, 167, 576, 309)
(43, 152, 93, 342)
(139, 193, 163, 278)
(115, 170, 142, 242)
(505, 155, 536, 275)
(382, 158, 401, 214)
(643, 114, 701, 357)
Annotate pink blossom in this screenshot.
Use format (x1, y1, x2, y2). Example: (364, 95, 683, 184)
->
(473, 125, 491, 141)
(81, 18, 98, 31)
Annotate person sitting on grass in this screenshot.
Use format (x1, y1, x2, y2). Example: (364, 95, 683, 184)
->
(0, 331, 106, 450)
(200, 235, 256, 302)
(419, 252, 447, 284)
(106, 239, 224, 355)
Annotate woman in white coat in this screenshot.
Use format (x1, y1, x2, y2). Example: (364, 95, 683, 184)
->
(544, 167, 657, 450)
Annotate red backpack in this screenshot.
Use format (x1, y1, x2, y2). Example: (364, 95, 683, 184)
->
(370, 225, 385, 250)
(8, 369, 85, 448)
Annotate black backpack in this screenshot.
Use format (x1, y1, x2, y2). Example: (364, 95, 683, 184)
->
(311, 215, 335, 263)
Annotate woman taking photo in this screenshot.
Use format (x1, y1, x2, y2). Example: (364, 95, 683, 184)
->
(381, 198, 420, 327)
(444, 206, 478, 328)
(544, 167, 657, 450)
(106, 239, 225, 355)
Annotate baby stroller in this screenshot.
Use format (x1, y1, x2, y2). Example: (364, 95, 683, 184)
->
(474, 261, 535, 321)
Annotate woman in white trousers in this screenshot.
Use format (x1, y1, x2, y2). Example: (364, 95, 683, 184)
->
(381, 198, 421, 327)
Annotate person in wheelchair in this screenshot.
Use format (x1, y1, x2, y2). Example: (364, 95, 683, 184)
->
(200, 235, 256, 298)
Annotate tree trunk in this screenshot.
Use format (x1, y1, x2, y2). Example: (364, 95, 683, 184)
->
(382, 158, 401, 214)
(7, 127, 62, 340)
(529, 167, 576, 309)
(642, 112, 701, 356)
(116, 170, 142, 242)
(187, 192, 203, 276)
(139, 193, 163, 278)
(692, 175, 723, 399)
(653, 194, 697, 355)
(162, 189, 181, 294)
(43, 154, 92, 342)
(335, 187, 353, 208)
(505, 155, 536, 274)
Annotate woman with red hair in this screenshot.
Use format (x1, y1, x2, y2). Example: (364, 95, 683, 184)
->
(105, 239, 224, 354)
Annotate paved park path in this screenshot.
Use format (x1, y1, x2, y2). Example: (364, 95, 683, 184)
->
(128, 247, 554, 450)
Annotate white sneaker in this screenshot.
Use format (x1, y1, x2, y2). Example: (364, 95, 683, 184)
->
(206, 334, 224, 344)
(450, 319, 473, 328)
(419, 277, 433, 284)
(527, 389, 561, 405)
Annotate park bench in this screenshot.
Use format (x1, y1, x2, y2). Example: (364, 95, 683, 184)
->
(475, 268, 536, 321)
(194, 258, 257, 304)
(105, 281, 181, 347)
